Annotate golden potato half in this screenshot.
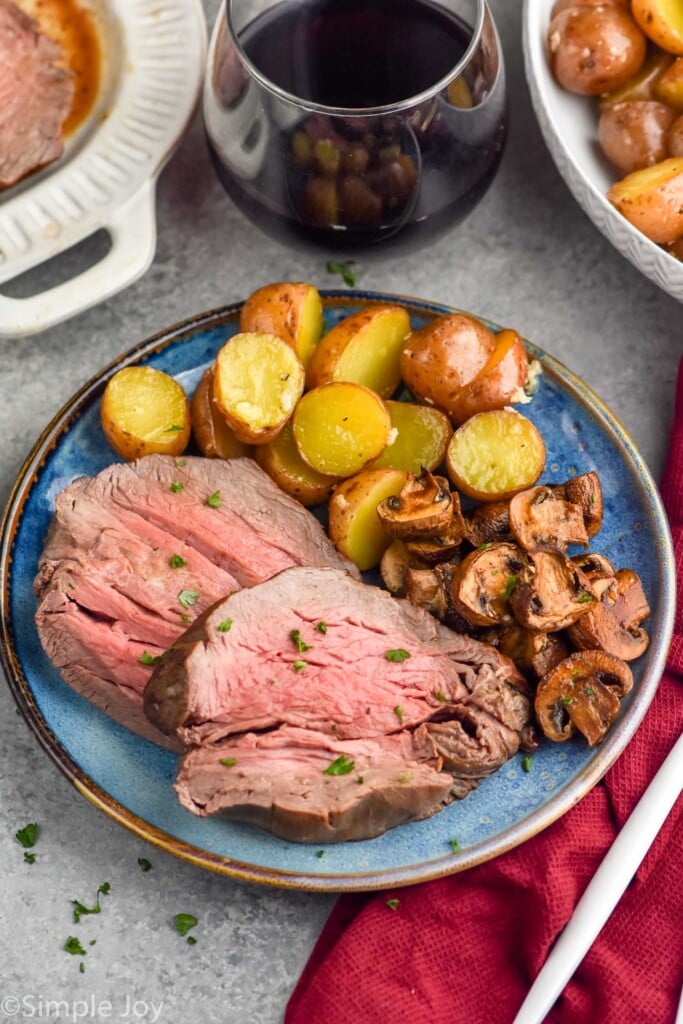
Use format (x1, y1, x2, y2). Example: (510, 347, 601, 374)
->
(255, 421, 339, 506)
(190, 367, 252, 460)
(446, 409, 546, 501)
(607, 156, 683, 243)
(293, 381, 391, 478)
(239, 282, 323, 369)
(328, 467, 407, 570)
(307, 305, 411, 397)
(213, 332, 305, 445)
(100, 366, 191, 461)
(632, 0, 683, 56)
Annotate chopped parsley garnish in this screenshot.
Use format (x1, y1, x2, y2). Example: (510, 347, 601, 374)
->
(394, 705, 404, 724)
(173, 913, 198, 938)
(219, 757, 237, 767)
(323, 755, 355, 776)
(385, 898, 400, 911)
(79, 962, 85, 973)
(560, 696, 574, 706)
(170, 482, 183, 493)
(385, 648, 411, 663)
(293, 659, 308, 672)
(521, 755, 533, 773)
(178, 589, 199, 609)
(449, 838, 460, 853)
(477, 542, 493, 550)
(137, 858, 152, 873)
(186, 936, 197, 946)
(502, 575, 519, 599)
(356, 774, 364, 784)
(326, 259, 357, 287)
(316, 850, 325, 859)
(435, 690, 447, 703)
(24, 852, 36, 864)
(315, 621, 328, 634)
(165, 424, 184, 432)
(218, 619, 233, 633)
(181, 613, 192, 624)
(15, 822, 38, 849)
(138, 651, 162, 666)
(205, 490, 222, 508)
(290, 629, 312, 653)
(170, 554, 186, 569)
(72, 882, 111, 923)
(585, 686, 596, 697)
(176, 459, 186, 467)
(64, 936, 87, 956)
(577, 594, 594, 604)
(399, 772, 411, 784)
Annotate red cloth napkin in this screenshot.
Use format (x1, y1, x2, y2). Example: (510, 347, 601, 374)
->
(286, 369, 683, 1024)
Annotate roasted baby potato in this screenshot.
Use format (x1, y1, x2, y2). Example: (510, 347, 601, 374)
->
(655, 57, 683, 108)
(190, 367, 252, 460)
(101, 366, 191, 461)
(447, 328, 530, 426)
(600, 47, 673, 107)
(213, 332, 305, 445)
(598, 100, 677, 173)
(371, 400, 452, 473)
(446, 409, 546, 502)
(292, 382, 391, 477)
(632, 0, 683, 56)
(328, 467, 407, 570)
(307, 305, 411, 397)
(607, 156, 683, 242)
(255, 421, 339, 506)
(669, 113, 683, 155)
(547, 6, 647, 95)
(239, 282, 323, 369)
(400, 313, 497, 418)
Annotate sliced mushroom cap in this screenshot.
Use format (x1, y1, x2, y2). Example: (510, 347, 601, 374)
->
(567, 567, 650, 661)
(450, 542, 527, 627)
(498, 622, 571, 682)
(509, 485, 589, 554)
(509, 550, 595, 632)
(377, 470, 454, 539)
(404, 567, 450, 619)
(535, 650, 633, 747)
(466, 500, 511, 547)
(380, 540, 427, 595)
(561, 472, 603, 538)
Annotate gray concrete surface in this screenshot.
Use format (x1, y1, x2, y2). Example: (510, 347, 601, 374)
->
(0, 1, 680, 1022)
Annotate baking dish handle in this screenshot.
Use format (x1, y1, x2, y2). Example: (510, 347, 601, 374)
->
(0, 182, 157, 338)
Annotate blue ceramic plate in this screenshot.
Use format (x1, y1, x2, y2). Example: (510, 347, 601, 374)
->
(0, 292, 675, 891)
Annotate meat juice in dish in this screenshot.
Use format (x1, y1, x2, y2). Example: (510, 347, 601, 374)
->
(206, 0, 507, 254)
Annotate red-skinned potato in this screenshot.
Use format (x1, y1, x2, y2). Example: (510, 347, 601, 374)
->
(447, 329, 530, 426)
(608, 156, 683, 242)
(548, 6, 647, 95)
(400, 313, 497, 417)
(669, 113, 683, 155)
(239, 282, 323, 369)
(598, 100, 677, 173)
(191, 367, 252, 459)
(551, 0, 629, 15)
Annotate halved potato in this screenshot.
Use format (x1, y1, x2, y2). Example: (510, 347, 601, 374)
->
(292, 382, 391, 477)
(598, 100, 676, 173)
(669, 114, 683, 155)
(101, 366, 191, 461)
(306, 305, 411, 397)
(371, 401, 452, 473)
(447, 328, 530, 425)
(400, 313, 497, 417)
(446, 409, 546, 502)
(239, 282, 323, 369)
(328, 468, 407, 570)
(255, 421, 339, 506)
(190, 367, 252, 460)
(655, 57, 683, 108)
(632, 0, 683, 55)
(213, 332, 305, 445)
(607, 156, 683, 242)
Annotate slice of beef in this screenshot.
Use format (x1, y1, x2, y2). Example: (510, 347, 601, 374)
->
(0, 0, 74, 189)
(145, 565, 525, 747)
(175, 724, 454, 843)
(35, 456, 358, 746)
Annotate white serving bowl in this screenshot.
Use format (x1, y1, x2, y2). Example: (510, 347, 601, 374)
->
(523, 0, 683, 304)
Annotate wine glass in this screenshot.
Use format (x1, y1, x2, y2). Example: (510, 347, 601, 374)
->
(204, 0, 507, 256)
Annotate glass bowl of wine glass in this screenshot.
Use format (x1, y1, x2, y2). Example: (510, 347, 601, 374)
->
(204, 0, 507, 257)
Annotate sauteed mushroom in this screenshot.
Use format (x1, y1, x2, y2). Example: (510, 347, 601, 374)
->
(509, 550, 595, 631)
(380, 540, 426, 595)
(405, 567, 451, 620)
(450, 542, 527, 627)
(377, 470, 453, 538)
(535, 650, 633, 746)
(465, 500, 511, 547)
(561, 471, 603, 537)
(498, 622, 570, 682)
(568, 567, 650, 660)
(509, 485, 589, 553)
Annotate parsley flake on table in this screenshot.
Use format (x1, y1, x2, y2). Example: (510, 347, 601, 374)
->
(15, 822, 38, 850)
(205, 490, 222, 508)
(24, 852, 36, 864)
(170, 554, 186, 569)
(218, 619, 233, 633)
(290, 629, 312, 653)
(174, 913, 198, 938)
(137, 858, 152, 872)
(322, 755, 355, 776)
(326, 260, 357, 287)
(385, 648, 411, 663)
(178, 589, 200, 609)
(64, 936, 87, 956)
(72, 882, 111, 923)
(385, 898, 400, 911)
(138, 651, 162, 666)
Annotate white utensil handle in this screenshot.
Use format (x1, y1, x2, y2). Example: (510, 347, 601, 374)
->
(0, 181, 157, 338)
(513, 731, 683, 1024)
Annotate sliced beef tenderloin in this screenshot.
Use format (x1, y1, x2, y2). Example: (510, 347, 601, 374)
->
(144, 564, 526, 748)
(35, 456, 358, 745)
(0, 0, 74, 188)
(175, 724, 454, 843)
